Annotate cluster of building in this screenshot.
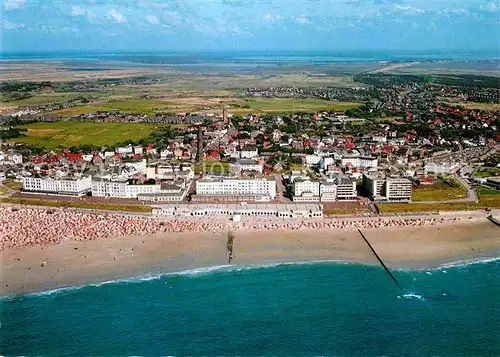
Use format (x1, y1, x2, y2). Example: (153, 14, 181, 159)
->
(20, 159, 194, 202)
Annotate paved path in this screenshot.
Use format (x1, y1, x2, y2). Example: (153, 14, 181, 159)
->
(274, 174, 291, 203)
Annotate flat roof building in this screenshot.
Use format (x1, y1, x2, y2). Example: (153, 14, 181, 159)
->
(195, 176, 277, 201)
(152, 203, 323, 219)
(22, 176, 92, 196)
(363, 173, 412, 201)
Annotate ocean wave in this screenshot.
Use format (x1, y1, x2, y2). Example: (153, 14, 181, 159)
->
(2, 257, 499, 301)
(398, 293, 426, 301)
(393, 256, 500, 272)
(436, 256, 500, 269)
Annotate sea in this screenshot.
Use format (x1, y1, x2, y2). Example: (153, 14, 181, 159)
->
(1, 258, 499, 356)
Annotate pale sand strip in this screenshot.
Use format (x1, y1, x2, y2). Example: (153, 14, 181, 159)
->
(2, 219, 499, 296)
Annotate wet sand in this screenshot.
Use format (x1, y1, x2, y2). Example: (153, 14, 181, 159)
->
(2, 220, 499, 296)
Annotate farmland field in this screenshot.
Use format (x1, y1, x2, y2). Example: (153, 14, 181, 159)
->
(235, 98, 360, 114)
(11, 122, 167, 149)
(47, 97, 361, 117)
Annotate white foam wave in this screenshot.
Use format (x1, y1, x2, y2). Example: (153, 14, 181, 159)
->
(437, 256, 500, 269)
(398, 293, 426, 301)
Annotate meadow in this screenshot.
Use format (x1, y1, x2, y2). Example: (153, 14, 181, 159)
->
(12, 122, 165, 149)
(47, 97, 361, 117)
(378, 186, 500, 213)
(411, 181, 467, 201)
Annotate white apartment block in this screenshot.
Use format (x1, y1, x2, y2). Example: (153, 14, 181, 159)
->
(196, 177, 276, 200)
(293, 177, 357, 202)
(336, 180, 357, 200)
(341, 155, 378, 168)
(293, 179, 321, 197)
(363, 173, 412, 201)
(138, 184, 188, 202)
(231, 159, 263, 174)
(239, 147, 259, 159)
(386, 179, 413, 201)
(424, 162, 459, 175)
(305, 154, 321, 166)
(23, 176, 92, 196)
(91, 179, 161, 198)
(146, 164, 194, 181)
(319, 157, 335, 170)
(133, 146, 144, 155)
(115, 146, 133, 155)
(372, 135, 387, 143)
(124, 159, 147, 173)
(12, 153, 23, 164)
(320, 182, 337, 202)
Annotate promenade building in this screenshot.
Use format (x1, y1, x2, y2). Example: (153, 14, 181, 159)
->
(91, 178, 161, 198)
(22, 176, 92, 196)
(194, 176, 276, 202)
(292, 178, 357, 202)
(152, 203, 324, 219)
(320, 182, 337, 202)
(293, 178, 321, 202)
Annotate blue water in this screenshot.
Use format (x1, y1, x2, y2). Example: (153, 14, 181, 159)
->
(2, 49, 499, 62)
(2, 259, 499, 356)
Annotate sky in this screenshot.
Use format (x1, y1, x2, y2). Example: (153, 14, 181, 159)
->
(1, 0, 499, 53)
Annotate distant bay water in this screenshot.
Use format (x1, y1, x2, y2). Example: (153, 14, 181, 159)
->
(2, 49, 499, 63)
(2, 259, 499, 356)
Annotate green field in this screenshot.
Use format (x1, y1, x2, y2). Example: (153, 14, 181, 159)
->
(236, 98, 360, 114)
(50, 99, 173, 117)
(1, 92, 97, 107)
(12, 122, 165, 149)
(475, 167, 500, 178)
(412, 182, 467, 201)
(476, 186, 500, 195)
(46, 97, 361, 117)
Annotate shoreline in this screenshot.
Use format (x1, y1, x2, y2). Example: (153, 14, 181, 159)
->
(2, 218, 500, 297)
(6, 255, 500, 300)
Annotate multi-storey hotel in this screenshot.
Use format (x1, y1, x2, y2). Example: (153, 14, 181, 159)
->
(363, 173, 412, 201)
(22, 176, 92, 196)
(292, 178, 357, 202)
(341, 154, 378, 168)
(91, 178, 161, 198)
(194, 176, 276, 202)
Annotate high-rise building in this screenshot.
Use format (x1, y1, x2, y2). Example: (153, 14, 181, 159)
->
(363, 173, 412, 201)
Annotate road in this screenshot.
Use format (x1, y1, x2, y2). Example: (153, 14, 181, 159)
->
(274, 174, 291, 203)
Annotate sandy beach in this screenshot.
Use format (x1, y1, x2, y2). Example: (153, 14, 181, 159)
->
(2, 217, 499, 296)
